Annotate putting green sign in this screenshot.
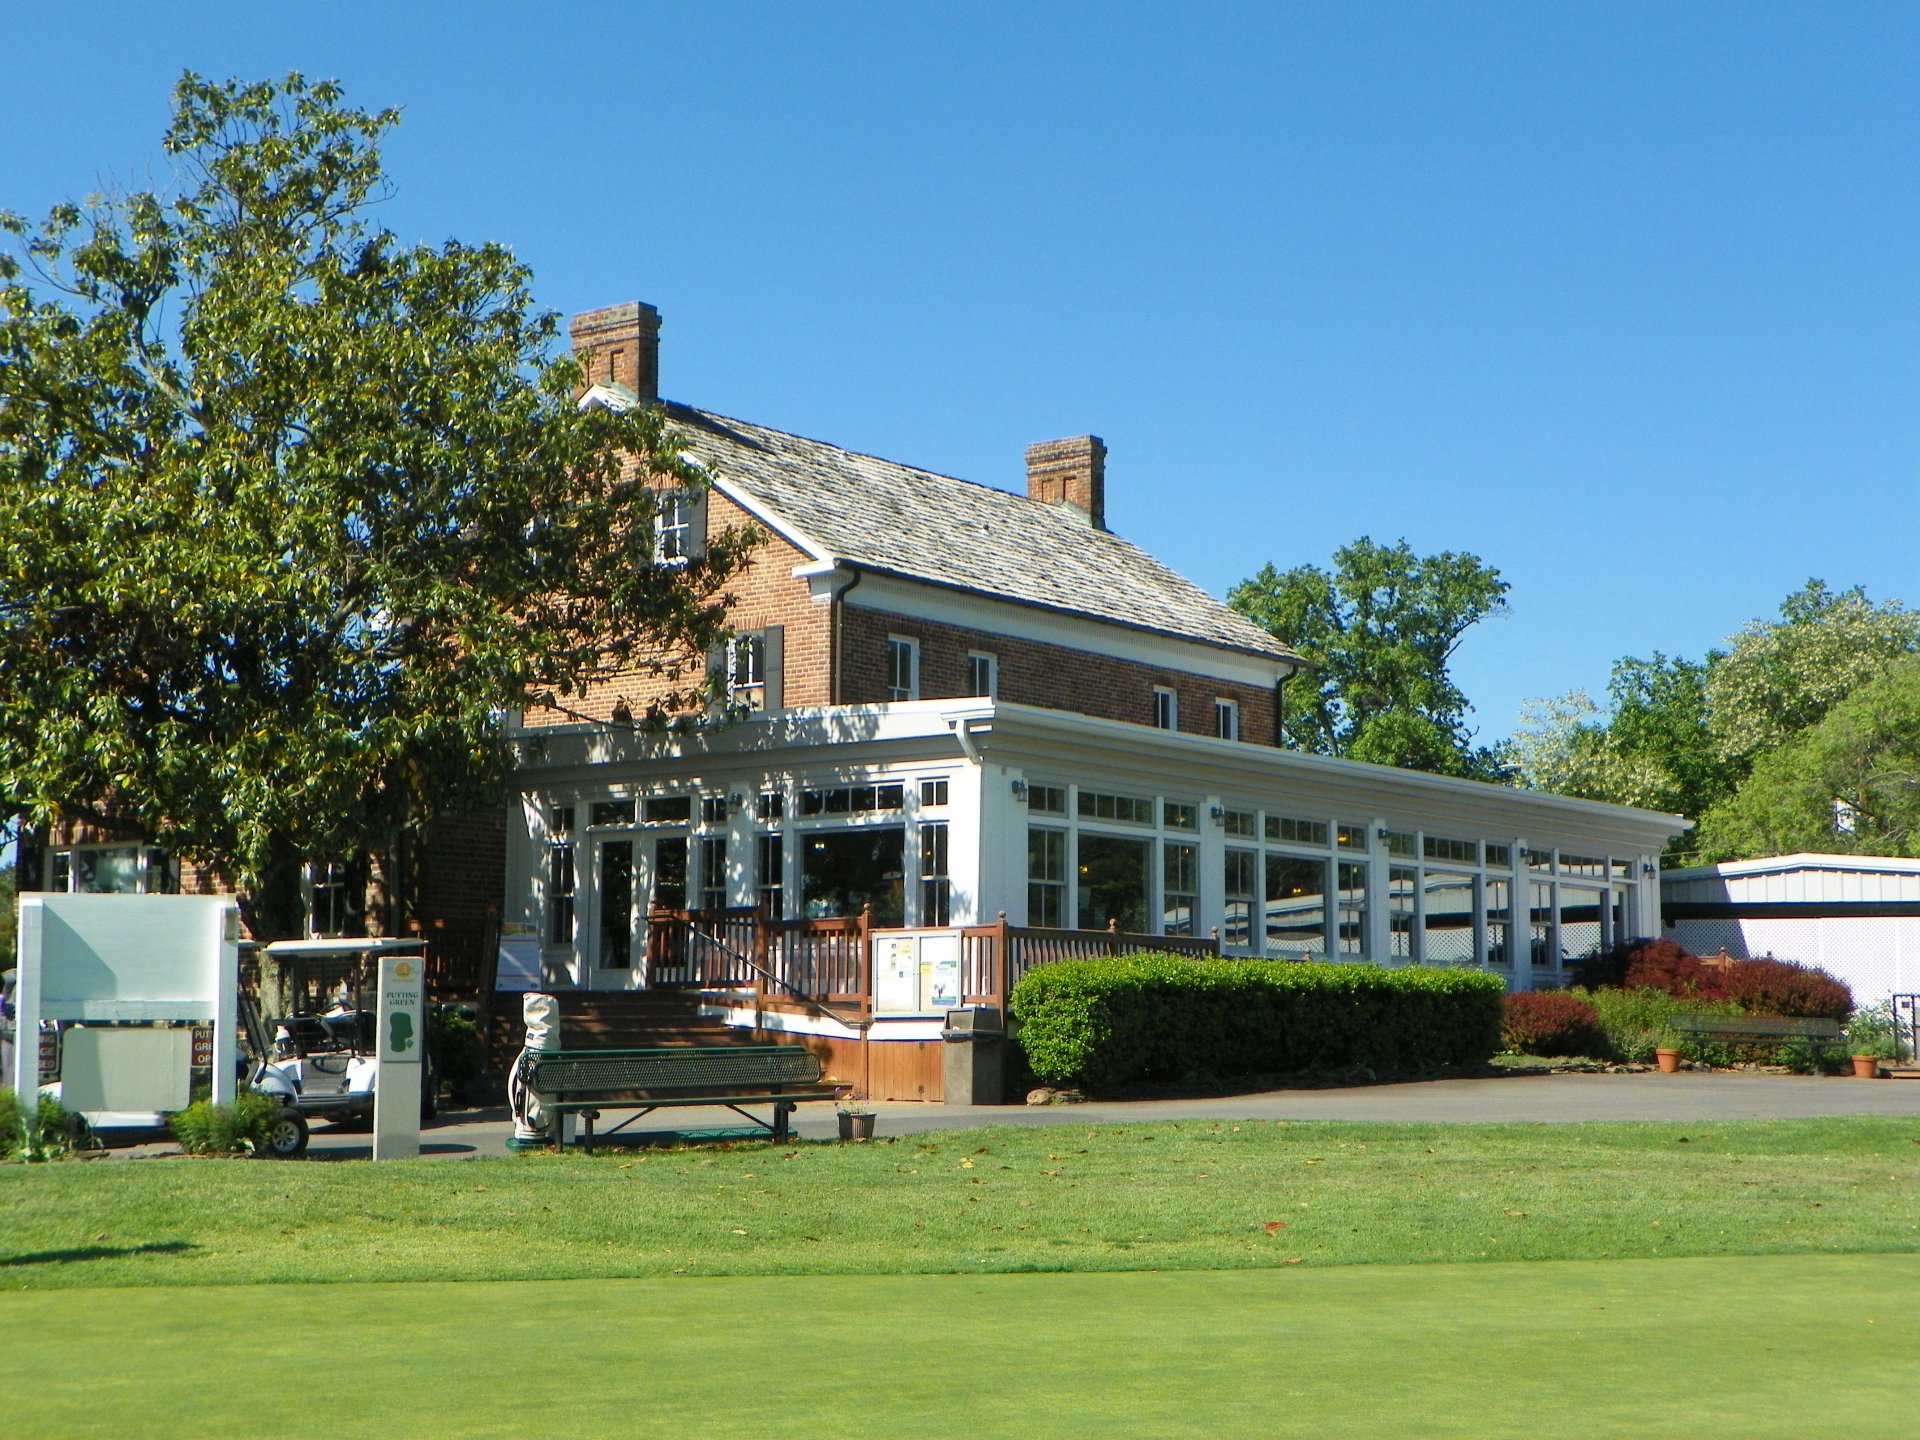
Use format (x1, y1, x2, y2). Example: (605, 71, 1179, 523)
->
(377, 958, 425, 1066)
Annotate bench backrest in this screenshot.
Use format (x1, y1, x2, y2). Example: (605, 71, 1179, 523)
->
(1666, 1015, 1842, 1040)
(526, 1045, 825, 1096)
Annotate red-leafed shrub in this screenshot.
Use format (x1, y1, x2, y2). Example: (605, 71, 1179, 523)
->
(1566, 937, 1695, 991)
(1720, 958, 1853, 1022)
(1501, 991, 1608, 1058)
(1624, 949, 1727, 999)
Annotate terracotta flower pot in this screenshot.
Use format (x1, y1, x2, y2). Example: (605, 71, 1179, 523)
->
(1654, 1047, 1682, 1074)
(1851, 1054, 1883, 1079)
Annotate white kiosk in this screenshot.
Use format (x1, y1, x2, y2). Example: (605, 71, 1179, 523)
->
(10, 895, 241, 1129)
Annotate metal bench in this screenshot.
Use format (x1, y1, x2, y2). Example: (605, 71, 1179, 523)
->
(1665, 1014, 1844, 1061)
(519, 1045, 838, 1152)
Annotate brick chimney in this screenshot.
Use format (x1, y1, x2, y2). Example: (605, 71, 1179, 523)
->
(570, 301, 661, 404)
(1024, 435, 1107, 530)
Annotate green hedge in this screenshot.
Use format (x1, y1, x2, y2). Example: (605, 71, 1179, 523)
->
(1009, 955, 1505, 1090)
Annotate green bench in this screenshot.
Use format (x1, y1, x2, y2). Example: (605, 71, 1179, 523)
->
(520, 1044, 839, 1152)
(1665, 1014, 1844, 1061)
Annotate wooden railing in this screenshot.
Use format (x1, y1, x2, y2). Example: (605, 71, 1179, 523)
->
(646, 907, 873, 1010)
(646, 909, 1219, 1016)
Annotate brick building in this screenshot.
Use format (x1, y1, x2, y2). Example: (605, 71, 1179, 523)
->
(503, 300, 1691, 1038)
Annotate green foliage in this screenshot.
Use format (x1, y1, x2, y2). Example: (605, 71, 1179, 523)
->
(1695, 655, 1920, 862)
(1846, 1002, 1906, 1061)
(1513, 582, 1919, 862)
(0, 73, 755, 936)
(0, 861, 14, 966)
(426, 1005, 484, 1101)
(1500, 992, 1607, 1057)
(1228, 537, 1509, 778)
(1573, 987, 1741, 1065)
(1510, 653, 1737, 822)
(168, 1092, 286, 1155)
(1705, 581, 1920, 772)
(0, 1089, 77, 1161)
(1009, 954, 1504, 1089)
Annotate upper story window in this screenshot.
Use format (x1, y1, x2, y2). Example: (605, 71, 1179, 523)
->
(654, 490, 700, 563)
(728, 633, 765, 710)
(1153, 686, 1177, 732)
(887, 637, 919, 702)
(305, 859, 364, 938)
(1214, 699, 1238, 741)
(46, 844, 179, 896)
(968, 652, 998, 699)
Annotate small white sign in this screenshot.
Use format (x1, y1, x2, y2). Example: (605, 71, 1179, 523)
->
(373, 956, 425, 1162)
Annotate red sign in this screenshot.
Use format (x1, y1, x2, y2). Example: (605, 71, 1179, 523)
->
(38, 1029, 59, 1080)
(191, 1025, 214, 1069)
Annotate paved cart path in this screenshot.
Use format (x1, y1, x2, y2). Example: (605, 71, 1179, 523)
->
(235, 1070, 1920, 1160)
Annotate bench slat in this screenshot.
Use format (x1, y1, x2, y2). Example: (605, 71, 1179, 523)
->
(527, 1045, 823, 1097)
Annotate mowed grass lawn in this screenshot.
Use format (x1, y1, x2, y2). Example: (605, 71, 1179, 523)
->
(3, 1118, 1916, 1437)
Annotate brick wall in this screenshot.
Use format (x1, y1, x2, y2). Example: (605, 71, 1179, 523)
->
(520, 488, 830, 725)
(839, 606, 1277, 744)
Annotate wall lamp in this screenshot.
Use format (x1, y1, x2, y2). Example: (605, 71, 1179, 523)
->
(1642, 861, 1658, 877)
(1375, 825, 1392, 844)
(1010, 779, 1029, 801)
(1209, 804, 1227, 825)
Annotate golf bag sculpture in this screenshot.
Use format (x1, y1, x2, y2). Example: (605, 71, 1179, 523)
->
(507, 991, 561, 1148)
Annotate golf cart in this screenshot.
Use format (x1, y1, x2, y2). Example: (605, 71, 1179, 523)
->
(243, 938, 436, 1156)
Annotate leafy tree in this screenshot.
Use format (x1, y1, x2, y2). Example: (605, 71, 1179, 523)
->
(1705, 580, 1920, 769)
(0, 861, 14, 967)
(1228, 537, 1509, 777)
(0, 74, 754, 938)
(1509, 653, 1735, 820)
(1694, 655, 1920, 862)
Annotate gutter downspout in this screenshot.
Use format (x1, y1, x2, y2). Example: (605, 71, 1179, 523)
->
(830, 567, 862, 706)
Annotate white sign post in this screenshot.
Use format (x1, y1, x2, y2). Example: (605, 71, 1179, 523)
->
(373, 955, 425, 1161)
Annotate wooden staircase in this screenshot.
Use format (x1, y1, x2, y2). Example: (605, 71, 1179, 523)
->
(483, 989, 757, 1076)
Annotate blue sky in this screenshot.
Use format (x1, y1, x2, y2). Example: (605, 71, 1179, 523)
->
(5, 3, 1915, 744)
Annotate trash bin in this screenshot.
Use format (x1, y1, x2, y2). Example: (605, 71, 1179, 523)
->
(941, 1006, 1006, 1105)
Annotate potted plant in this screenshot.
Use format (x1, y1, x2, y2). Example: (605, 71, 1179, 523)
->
(1653, 1030, 1684, 1073)
(1847, 1003, 1903, 1079)
(836, 1093, 876, 1141)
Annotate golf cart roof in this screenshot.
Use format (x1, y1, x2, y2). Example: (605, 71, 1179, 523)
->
(260, 938, 427, 960)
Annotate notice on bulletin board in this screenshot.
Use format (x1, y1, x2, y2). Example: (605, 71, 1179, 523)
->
(875, 935, 920, 1013)
(923, 933, 962, 1009)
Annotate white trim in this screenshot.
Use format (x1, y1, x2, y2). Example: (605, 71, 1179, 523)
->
(713, 478, 836, 566)
(1661, 852, 1920, 882)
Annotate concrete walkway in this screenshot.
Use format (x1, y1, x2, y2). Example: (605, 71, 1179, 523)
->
(272, 1070, 1920, 1161)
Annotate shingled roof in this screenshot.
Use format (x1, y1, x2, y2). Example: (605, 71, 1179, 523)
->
(663, 403, 1304, 667)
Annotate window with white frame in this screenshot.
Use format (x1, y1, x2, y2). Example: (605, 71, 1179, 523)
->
(1152, 686, 1177, 731)
(306, 859, 363, 938)
(1214, 698, 1238, 741)
(886, 637, 919, 701)
(654, 490, 697, 562)
(548, 806, 576, 946)
(46, 844, 178, 896)
(1162, 842, 1198, 937)
(1028, 827, 1067, 927)
(919, 821, 951, 926)
(699, 835, 728, 912)
(968, 651, 998, 699)
(757, 832, 785, 917)
(727, 633, 765, 709)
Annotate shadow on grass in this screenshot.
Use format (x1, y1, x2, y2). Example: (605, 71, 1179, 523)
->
(0, 1240, 197, 1268)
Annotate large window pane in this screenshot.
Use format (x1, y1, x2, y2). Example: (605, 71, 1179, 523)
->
(1265, 855, 1327, 955)
(598, 840, 632, 970)
(1162, 842, 1198, 937)
(1336, 861, 1368, 956)
(1223, 848, 1257, 950)
(1485, 878, 1511, 967)
(1560, 886, 1605, 963)
(1078, 834, 1151, 933)
(1389, 865, 1418, 959)
(1028, 828, 1067, 928)
(803, 827, 906, 925)
(1422, 872, 1476, 964)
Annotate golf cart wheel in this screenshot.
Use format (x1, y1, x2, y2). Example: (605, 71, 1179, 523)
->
(263, 1107, 310, 1158)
